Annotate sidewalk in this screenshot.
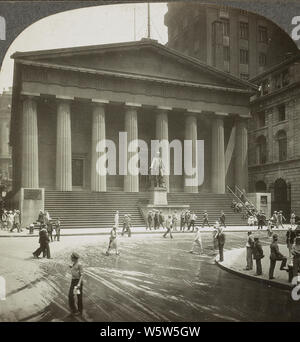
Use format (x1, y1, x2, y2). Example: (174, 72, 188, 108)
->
(216, 244, 294, 290)
(0, 225, 289, 238)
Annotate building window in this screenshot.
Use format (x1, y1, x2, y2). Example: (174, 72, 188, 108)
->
(257, 136, 267, 164)
(278, 104, 286, 121)
(240, 49, 249, 64)
(259, 53, 267, 66)
(222, 19, 230, 37)
(223, 46, 230, 62)
(258, 26, 268, 43)
(277, 130, 287, 161)
(240, 73, 249, 81)
(240, 22, 249, 39)
(256, 110, 266, 128)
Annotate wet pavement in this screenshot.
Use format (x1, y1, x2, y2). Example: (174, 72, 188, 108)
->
(1, 231, 300, 322)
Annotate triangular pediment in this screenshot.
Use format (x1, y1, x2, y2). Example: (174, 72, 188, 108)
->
(12, 39, 257, 91)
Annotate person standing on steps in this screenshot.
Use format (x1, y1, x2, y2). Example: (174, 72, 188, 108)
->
(219, 211, 226, 228)
(202, 210, 210, 228)
(68, 252, 84, 316)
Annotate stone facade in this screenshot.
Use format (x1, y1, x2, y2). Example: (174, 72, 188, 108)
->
(0, 89, 12, 191)
(10, 39, 255, 196)
(165, 3, 298, 80)
(249, 53, 300, 217)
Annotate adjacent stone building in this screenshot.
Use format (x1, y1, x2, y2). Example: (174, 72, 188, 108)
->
(249, 52, 300, 218)
(164, 2, 298, 80)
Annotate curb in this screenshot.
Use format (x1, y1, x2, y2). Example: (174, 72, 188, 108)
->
(215, 253, 293, 291)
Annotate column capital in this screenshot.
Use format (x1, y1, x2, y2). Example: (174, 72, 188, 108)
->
(91, 98, 109, 105)
(124, 102, 142, 109)
(156, 105, 172, 112)
(20, 92, 40, 102)
(55, 95, 74, 103)
(214, 111, 228, 118)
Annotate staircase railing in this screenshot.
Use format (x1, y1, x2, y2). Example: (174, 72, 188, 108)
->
(226, 185, 256, 219)
(234, 185, 259, 213)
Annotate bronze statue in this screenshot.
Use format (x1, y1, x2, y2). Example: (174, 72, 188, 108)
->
(149, 152, 166, 188)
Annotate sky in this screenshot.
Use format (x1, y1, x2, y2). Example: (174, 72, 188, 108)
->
(0, 2, 168, 93)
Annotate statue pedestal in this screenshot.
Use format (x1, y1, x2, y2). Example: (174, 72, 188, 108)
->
(139, 187, 190, 224)
(151, 187, 168, 206)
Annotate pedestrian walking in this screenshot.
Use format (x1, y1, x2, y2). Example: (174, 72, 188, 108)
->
(253, 236, 264, 276)
(122, 214, 132, 237)
(216, 227, 225, 262)
(68, 252, 83, 316)
(163, 215, 173, 239)
(202, 210, 210, 228)
(269, 234, 287, 279)
(278, 211, 286, 229)
(54, 218, 61, 241)
(219, 211, 226, 228)
(189, 227, 202, 254)
(106, 226, 119, 256)
(32, 225, 51, 259)
(244, 231, 254, 270)
(147, 210, 153, 230)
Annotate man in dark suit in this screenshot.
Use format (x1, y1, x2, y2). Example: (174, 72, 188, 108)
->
(253, 236, 264, 275)
(216, 227, 226, 262)
(269, 234, 287, 279)
(33, 225, 51, 259)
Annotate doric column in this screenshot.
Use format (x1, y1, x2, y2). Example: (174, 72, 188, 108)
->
(124, 105, 139, 192)
(21, 97, 39, 188)
(56, 99, 72, 191)
(184, 114, 198, 193)
(235, 118, 248, 191)
(91, 102, 106, 192)
(211, 115, 225, 193)
(155, 109, 169, 192)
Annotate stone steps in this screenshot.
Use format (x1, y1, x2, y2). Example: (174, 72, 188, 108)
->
(44, 191, 246, 229)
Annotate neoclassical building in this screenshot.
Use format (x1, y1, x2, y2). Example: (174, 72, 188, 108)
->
(9, 39, 256, 225)
(249, 52, 300, 217)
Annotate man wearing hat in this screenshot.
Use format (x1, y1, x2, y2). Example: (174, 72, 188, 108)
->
(244, 231, 254, 270)
(269, 234, 287, 279)
(32, 225, 51, 259)
(253, 235, 264, 275)
(216, 227, 226, 262)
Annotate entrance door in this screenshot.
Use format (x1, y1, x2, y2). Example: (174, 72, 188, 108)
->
(272, 178, 291, 220)
(72, 158, 84, 188)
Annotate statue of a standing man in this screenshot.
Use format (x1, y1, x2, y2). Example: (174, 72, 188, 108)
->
(150, 152, 166, 188)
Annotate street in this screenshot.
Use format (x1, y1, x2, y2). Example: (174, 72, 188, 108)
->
(0, 231, 300, 322)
